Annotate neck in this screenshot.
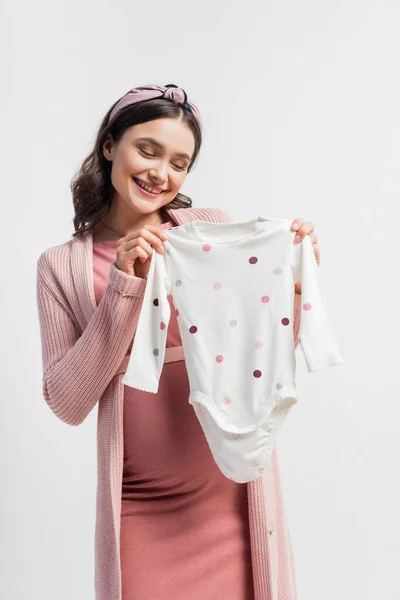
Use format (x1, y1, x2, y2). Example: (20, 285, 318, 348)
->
(102, 207, 169, 237)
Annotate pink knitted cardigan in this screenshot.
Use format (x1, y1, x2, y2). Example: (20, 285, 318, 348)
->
(36, 206, 301, 600)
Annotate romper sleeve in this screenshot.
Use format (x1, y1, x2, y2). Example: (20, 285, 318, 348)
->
(290, 233, 343, 373)
(121, 246, 171, 392)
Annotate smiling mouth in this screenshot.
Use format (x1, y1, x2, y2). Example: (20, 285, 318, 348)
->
(132, 177, 166, 195)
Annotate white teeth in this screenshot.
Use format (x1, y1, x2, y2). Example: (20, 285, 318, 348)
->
(134, 178, 161, 194)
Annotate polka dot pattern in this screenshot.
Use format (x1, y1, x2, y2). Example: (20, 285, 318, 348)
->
(153, 298, 159, 307)
(166, 248, 171, 256)
(164, 240, 307, 407)
(153, 348, 159, 357)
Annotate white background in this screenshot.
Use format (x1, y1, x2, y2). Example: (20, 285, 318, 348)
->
(1, 1, 399, 598)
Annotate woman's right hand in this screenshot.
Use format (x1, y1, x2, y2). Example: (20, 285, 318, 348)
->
(115, 224, 168, 278)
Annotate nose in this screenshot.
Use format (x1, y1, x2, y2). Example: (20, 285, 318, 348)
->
(148, 161, 168, 185)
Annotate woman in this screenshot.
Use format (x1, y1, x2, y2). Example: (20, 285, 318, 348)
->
(36, 84, 320, 600)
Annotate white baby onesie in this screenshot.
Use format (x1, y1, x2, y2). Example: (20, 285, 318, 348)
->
(122, 216, 343, 483)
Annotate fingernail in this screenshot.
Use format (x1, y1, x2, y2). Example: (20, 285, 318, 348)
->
(294, 234, 302, 243)
(292, 223, 299, 230)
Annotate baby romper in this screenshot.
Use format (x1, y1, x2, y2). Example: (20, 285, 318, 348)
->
(122, 216, 343, 484)
(93, 221, 255, 600)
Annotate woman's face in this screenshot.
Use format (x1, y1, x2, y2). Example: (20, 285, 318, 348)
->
(103, 118, 195, 216)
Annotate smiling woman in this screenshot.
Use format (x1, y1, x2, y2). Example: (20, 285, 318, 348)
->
(70, 86, 202, 240)
(37, 84, 300, 600)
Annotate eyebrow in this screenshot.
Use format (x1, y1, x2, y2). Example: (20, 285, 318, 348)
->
(135, 137, 192, 161)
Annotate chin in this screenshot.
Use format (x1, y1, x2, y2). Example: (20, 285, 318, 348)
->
(128, 196, 166, 214)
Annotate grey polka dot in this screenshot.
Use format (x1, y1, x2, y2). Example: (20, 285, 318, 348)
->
(229, 319, 238, 327)
(273, 267, 282, 275)
(258, 467, 265, 474)
(276, 382, 283, 390)
(175, 279, 182, 287)
(153, 348, 159, 356)
(166, 248, 171, 256)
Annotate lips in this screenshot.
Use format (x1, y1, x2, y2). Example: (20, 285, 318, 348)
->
(133, 177, 164, 194)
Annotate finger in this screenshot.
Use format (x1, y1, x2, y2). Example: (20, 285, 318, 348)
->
(117, 225, 168, 248)
(313, 244, 321, 265)
(298, 221, 315, 236)
(291, 218, 306, 230)
(143, 224, 169, 241)
(133, 237, 156, 258)
(294, 221, 315, 243)
(125, 231, 166, 254)
(138, 228, 167, 249)
(308, 230, 318, 244)
(134, 246, 149, 264)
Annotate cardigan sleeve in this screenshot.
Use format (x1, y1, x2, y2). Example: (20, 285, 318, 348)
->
(36, 255, 147, 426)
(121, 244, 171, 393)
(290, 234, 343, 372)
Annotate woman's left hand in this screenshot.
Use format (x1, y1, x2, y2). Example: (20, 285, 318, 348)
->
(291, 218, 320, 295)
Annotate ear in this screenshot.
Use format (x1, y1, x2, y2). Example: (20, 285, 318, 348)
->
(102, 134, 114, 161)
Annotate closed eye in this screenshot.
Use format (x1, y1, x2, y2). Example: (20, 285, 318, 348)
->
(138, 148, 186, 171)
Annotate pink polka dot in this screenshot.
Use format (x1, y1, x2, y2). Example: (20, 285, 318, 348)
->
(253, 370, 262, 378)
(160, 321, 166, 330)
(281, 317, 290, 326)
(261, 295, 270, 303)
(203, 244, 212, 252)
(303, 303, 312, 311)
(213, 283, 221, 291)
(255, 341, 263, 349)
(175, 308, 179, 317)
(249, 256, 258, 264)
(189, 325, 197, 334)
(216, 355, 224, 363)
(223, 396, 232, 405)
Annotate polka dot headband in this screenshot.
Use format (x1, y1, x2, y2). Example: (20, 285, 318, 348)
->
(108, 83, 202, 131)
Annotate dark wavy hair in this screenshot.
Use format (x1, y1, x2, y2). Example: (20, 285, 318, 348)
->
(70, 96, 202, 239)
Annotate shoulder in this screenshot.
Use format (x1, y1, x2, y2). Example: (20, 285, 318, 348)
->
(36, 235, 81, 292)
(37, 238, 72, 272)
(168, 206, 232, 225)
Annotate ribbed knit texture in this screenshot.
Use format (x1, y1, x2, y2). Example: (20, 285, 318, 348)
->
(36, 206, 301, 600)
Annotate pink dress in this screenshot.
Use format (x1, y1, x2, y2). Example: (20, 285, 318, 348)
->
(93, 221, 255, 600)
